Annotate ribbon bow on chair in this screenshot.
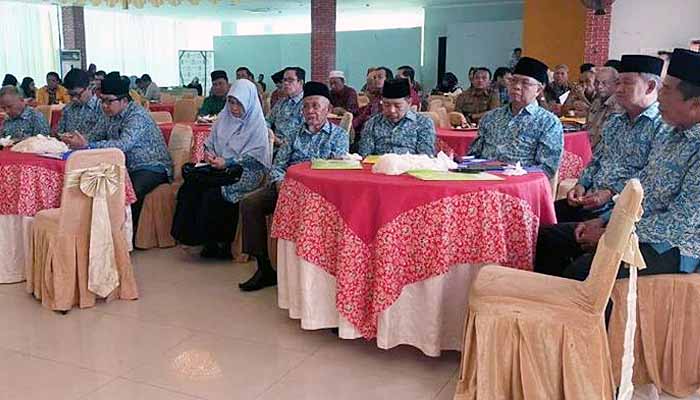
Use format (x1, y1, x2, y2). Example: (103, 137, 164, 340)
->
(64, 163, 122, 298)
(616, 207, 647, 400)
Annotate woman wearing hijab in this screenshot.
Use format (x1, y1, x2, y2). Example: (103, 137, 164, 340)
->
(171, 79, 271, 259)
(2, 74, 18, 87)
(433, 72, 462, 95)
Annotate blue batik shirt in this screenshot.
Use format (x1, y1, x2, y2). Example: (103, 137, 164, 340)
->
(358, 110, 436, 157)
(220, 155, 268, 204)
(468, 102, 563, 178)
(267, 91, 304, 143)
(88, 101, 173, 177)
(578, 102, 663, 193)
(1, 106, 50, 140)
(269, 121, 349, 183)
(57, 95, 105, 137)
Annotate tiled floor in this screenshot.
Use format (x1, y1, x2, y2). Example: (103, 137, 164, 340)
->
(0, 248, 460, 400)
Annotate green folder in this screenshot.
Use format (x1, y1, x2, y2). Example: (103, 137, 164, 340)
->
(407, 170, 504, 181)
(311, 159, 363, 170)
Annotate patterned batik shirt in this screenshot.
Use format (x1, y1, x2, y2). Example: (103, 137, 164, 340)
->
(468, 102, 563, 178)
(221, 155, 268, 204)
(267, 91, 304, 143)
(57, 95, 104, 137)
(454, 87, 499, 122)
(358, 110, 435, 157)
(1, 106, 50, 140)
(584, 95, 624, 150)
(269, 121, 349, 183)
(578, 102, 663, 194)
(88, 101, 173, 176)
(636, 123, 700, 272)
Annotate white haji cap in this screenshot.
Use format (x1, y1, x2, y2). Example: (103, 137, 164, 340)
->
(329, 70, 345, 79)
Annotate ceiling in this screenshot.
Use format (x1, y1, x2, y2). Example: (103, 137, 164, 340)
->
(34, 0, 509, 20)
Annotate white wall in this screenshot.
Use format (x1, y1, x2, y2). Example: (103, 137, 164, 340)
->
(610, 0, 700, 57)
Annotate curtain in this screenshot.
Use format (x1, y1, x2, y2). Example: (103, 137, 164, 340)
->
(84, 9, 220, 86)
(0, 1, 60, 84)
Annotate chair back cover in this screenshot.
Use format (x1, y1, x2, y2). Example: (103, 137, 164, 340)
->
(150, 111, 172, 124)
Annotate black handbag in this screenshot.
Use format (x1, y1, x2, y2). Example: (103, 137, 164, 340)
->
(181, 162, 243, 188)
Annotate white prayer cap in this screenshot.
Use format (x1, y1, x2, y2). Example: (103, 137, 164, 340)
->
(329, 70, 345, 79)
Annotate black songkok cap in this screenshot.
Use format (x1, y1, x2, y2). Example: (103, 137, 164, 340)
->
(604, 59, 622, 71)
(619, 55, 664, 76)
(63, 68, 90, 90)
(382, 78, 411, 99)
(667, 48, 700, 86)
(580, 63, 595, 73)
(303, 81, 330, 99)
(101, 71, 130, 96)
(211, 70, 228, 82)
(512, 56, 549, 85)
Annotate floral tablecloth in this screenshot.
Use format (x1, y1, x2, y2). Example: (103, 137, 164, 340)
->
(272, 162, 556, 339)
(158, 122, 212, 163)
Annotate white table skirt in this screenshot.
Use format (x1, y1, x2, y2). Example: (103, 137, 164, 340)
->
(0, 207, 134, 284)
(277, 239, 484, 357)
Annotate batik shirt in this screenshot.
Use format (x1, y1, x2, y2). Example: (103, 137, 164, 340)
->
(584, 95, 624, 150)
(220, 155, 268, 204)
(88, 101, 172, 176)
(635, 123, 700, 273)
(267, 91, 304, 143)
(1, 106, 50, 140)
(469, 102, 563, 178)
(454, 87, 499, 122)
(270, 121, 349, 183)
(57, 95, 104, 136)
(578, 102, 662, 194)
(358, 110, 435, 157)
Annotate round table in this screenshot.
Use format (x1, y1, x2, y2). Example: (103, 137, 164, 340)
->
(0, 149, 137, 283)
(436, 128, 593, 180)
(158, 122, 212, 163)
(148, 102, 175, 116)
(272, 162, 556, 356)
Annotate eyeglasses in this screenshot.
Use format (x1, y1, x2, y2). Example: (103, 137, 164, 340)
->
(68, 88, 86, 98)
(282, 78, 299, 83)
(509, 78, 540, 88)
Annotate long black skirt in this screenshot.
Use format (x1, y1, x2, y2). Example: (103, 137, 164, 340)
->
(171, 182, 239, 246)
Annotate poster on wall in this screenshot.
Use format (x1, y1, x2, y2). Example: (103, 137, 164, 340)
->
(60, 50, 82, 76)
(178, 50, 214, 94)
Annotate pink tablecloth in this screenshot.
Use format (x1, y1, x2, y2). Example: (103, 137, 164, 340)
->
(0, 150, 136, 217)
(272, 163, 556, 338)
(148, 103, 175, 116)
(50, 108, 62, 132)
(435, 128, 593, 180)
(158, 122, 212, 163)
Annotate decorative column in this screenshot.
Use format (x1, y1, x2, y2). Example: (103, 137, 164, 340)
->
(61, 6, 87, 69)
(310, 0, 336, 82)
(584, 3, 612, 65)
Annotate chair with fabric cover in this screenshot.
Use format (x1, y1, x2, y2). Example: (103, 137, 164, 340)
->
(36, 105, 51, 123)
(194, 96, 205, 110)
(160, 93, 177, 104)
(556, 178, 578, 201)
(434, 107, 450, 128)
(135, 124, 193, 250)
(26, 149, 138, 311)
(428, 99, 444, 112)
(181, 90, 196, 99)
(339, 112, 353, 133)
(150, 111, 172, 124)
(549, 170, 559, 201)
(608, 274, 700, 398)
(444, 98, 456, 113)
(420, 112, 440, 129)
(448, 111, 467, 127)
(454, 179, 645, 400)
(173, 99, 197, 123)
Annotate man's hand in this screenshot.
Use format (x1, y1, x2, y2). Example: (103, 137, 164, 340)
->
(579, 189, 613, 210)
(332, 107, 347, 116)
(573, 100, 588, 112)
(566, 184, 586, 207)
(574, 218, 605, 252)
(61, 132, 87, 149)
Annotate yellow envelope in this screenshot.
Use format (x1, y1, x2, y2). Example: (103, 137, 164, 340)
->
(407, 170, 504, 181)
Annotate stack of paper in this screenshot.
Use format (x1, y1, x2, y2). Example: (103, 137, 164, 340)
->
(311, 159, 362, 170)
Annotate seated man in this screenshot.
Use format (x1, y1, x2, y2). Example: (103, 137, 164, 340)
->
(0, 85, 50, 139)
(352, 66, 393, 137)
(535, 48, 700, 280)
(329, 70, 359, 116)
(239, 81, 349, 291)
(198, 70, 229, 116)
(468, 57, 563, 178)
(584, 66, 623, 149)
(555, 55, 664, 223)
(267, 66, 305, 144)
(236, 67, 264, 106)
(396, 65, 422, 109)
(561, 63, 597, 117)
(543, 64, 571, 114)
(269, 70, 285, 109)
(93, 70, 106, 95)
(62, 72, 172, 232)
(57, 68, 104, 139)
(358, 78, 435, 157)
(455, 67, 500, 124)
(137, 74, 160, 102)
(36, 71, 70, 106)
